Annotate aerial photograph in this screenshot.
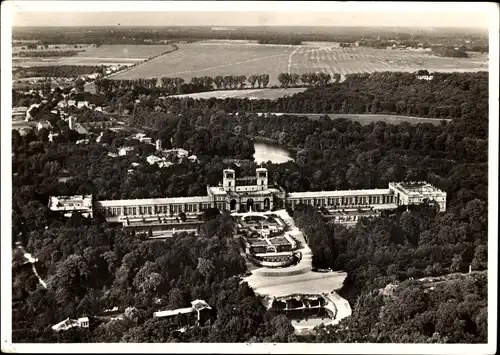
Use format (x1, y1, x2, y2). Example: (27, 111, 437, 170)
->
(1, 1, 497, 353)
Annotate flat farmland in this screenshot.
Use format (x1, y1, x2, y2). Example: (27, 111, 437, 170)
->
(12, 44, 175, 67)
(290, 45, 488, 78)
(112, 41, 488, 85)
(111, 42, 292, 81)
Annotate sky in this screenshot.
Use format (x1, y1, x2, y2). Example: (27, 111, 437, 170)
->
(9, 2, 493, 28)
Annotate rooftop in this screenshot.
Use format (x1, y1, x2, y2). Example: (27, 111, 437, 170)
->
(96, 195, 210, 207)
(236, 176, 258, 181)
(247, 239, 269, 247)
(288, 188, 391, 199)
(154, 307, 194, 318)
(269, 237, 292, 246)
(191, 299, 211, 311)
(208, 186, 228, 196)
(390, 181, 445, 195)
(49, 195, 93, 210)
(154, 300, 211, 318)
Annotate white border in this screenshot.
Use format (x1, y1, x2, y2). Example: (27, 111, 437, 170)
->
(1, 2, 498, 354)
(1, 1, 14, 353)
(487, 2, 499, 355)
(6, 1, 497, 16)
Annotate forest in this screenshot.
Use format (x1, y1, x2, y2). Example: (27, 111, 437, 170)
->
(292, 198, 488, 344)
(89, 71, 489, 122)
(14, 72, 487, 126)
(300, 272, 487, 343)
(12, 211, 297, 343)
(159, 71, 488, 119)
(11, 70, 488, 343)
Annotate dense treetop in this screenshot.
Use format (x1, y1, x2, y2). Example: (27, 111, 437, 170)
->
(11, 70, 488, 343)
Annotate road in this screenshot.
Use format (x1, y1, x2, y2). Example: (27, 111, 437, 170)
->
(16, 244, 47, 289)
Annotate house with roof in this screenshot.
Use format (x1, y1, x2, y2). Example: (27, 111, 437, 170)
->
(12, 106, 28, 121)
(416, 75, 434, 81)
(165, 148, 189, 159)
(119, 147, 135, 156)
(132, 133, 153, 144)
(147, 155, 163, 165)
(158, 161, 174, 169)
(147, 155, 174, 168)
(52, 317, 89, 332)
(77, 101, 89, 109)
(48, 195, 93, 218)
(153, 300, 212, 326)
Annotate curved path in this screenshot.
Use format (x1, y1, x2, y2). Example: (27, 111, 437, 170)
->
(16, 244, 47, 289)
(242, 209, 350, 330)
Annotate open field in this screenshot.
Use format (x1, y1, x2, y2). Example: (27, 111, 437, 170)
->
(111, 41, 488, 85)
(12, 44, 175, 67)
(290, 45, 487, 78)
(112, 42, 292, 80)
(260, 113, 452, 125)
(170, 87, 307, 100)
